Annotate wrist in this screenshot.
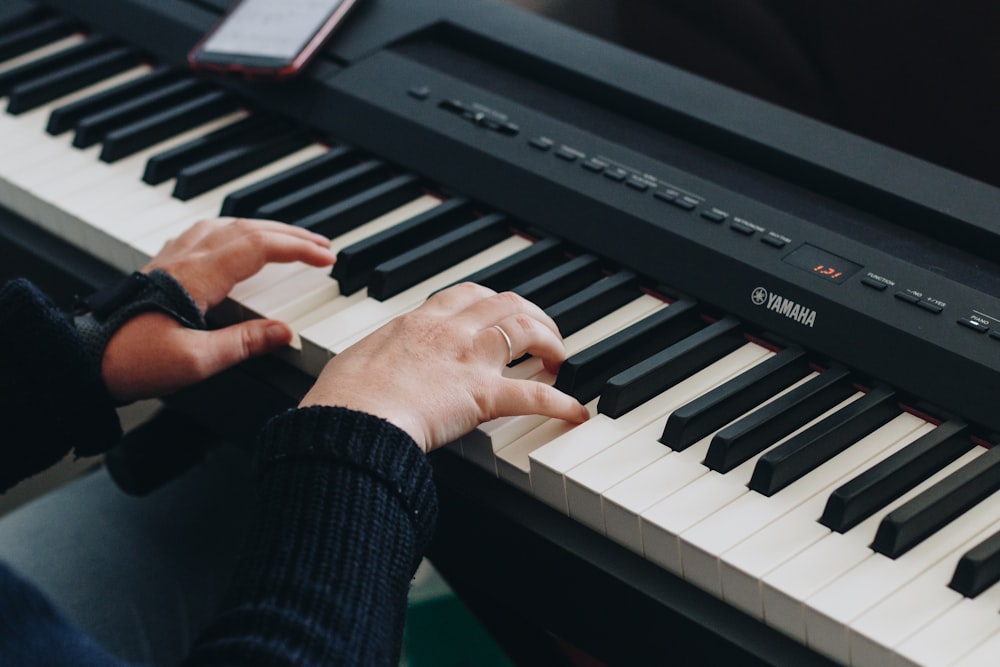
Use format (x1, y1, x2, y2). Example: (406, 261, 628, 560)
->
(73, 270, 206, 375)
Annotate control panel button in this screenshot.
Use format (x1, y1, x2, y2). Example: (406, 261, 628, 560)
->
(761, 234, 788, 249)
(989, 330, 1000, 341)
(604, 168, 628, 182)
(408, 85, 431, 100)
(498, 122, 519, 136)
(654, 188, 679, 203)
(582, 157, 608, 172)
(894, 291, 920, 304)
(917, 300, 943, 314)
(625, 177, 649, 191)
(730, 220, 755, 235)
(958, 317, 990, 333)
(529, 136, 554, 151)
(554, 147, 579, 161)
(670, 196, 697, 211)
(701, 209, 728, 223)
(862, 276, 889, 291)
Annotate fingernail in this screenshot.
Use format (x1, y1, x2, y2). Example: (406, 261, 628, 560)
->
(266, 323, 292, 346)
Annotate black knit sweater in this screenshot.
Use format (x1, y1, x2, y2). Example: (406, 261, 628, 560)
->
(0, 279, 438, 666)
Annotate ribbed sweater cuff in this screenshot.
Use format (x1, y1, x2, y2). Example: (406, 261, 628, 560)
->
(0, 280, 121, 492)
(185, 407, 438, 665)
(256, 406, 437, 547)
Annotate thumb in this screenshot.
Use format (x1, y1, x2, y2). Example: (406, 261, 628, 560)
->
(197, 319, 293, 376)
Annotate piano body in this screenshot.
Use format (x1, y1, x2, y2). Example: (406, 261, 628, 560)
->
(2, 0, 1000, 664)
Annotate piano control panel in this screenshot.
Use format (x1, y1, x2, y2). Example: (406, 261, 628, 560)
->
(307, 48, 1000, 432)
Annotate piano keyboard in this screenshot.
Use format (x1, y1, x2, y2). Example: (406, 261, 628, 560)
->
(3, 11, 1000, 666)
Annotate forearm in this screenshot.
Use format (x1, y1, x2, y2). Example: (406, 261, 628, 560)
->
(0, 280, 121, 493)
(185, 407, 438, 667)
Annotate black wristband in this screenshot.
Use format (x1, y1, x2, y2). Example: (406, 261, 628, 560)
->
(73, 270, 207, 369)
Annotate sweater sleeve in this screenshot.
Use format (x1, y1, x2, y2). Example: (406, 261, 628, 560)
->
(0, 279, 122, 493)
(184, 406, 439, 667)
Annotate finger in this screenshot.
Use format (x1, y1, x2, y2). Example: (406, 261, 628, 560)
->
(492, 377, 591, 424)
(459, 290, 561, 339)
(477, 313, 567, 371)
(188, 319, 294, 380)
(212, 231, 337, 283)
(420, 282, 498, 316)
(206, 218, 333, 250)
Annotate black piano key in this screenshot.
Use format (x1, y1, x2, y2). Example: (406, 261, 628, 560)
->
(871, 444, 1000, 559)
(292, 173, 424, 238)
(456, 236, 566, 292)
(747, 386, 901, 496)
(660, 346, 810, 452)
(99, 89, 238, 162)
(554, 299, 701, 404)
(173, 126, 312, 200)
(332, 197, 476, 295)
(510, 254, 605, 310)
(0, 7, 52, 31)
(7, 45, 142, 114)
(142, 114, 276, 185)
(703, 365, 855, 474)
(949, 529, 1000, 598)
(75, 77, 207, 149)
(368, 213, 511, 300)
(819, 420, 972, 533)
(46, 66, 181, 135)
(545, 271, 640, 337)
(0, 15, 77, 63)
(220, 145, 359, 217)
(252, 159, 390, 222)
(0, 33, 114, 96)
(598, 317, 745, 419)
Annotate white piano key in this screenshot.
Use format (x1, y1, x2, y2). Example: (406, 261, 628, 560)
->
(0, 64, 151, 157)
(563, 345, 774, 534)
(760, 447, 982, 644)
(464, 295, 666, 473)
(600, 372, 819, 554)
(235, 194, 442, 320)
(537, 342, 771, 516)
(58, 114, 249, 219)
(641, 393, 862, 578)
(847, 522, 990, 667)
(952, 627, 1000, 667)
(682, 412, 927, 602)
(802, 461, 1000, 665)
(718, 418, 933, 620)
(892, 568, 1000, 667)
(0, 34, 86, 74)
(66, 112, 251, 220)
(128, 145, 337, 264)
(493, 398, 601, 490)
(297, 235, 533, 375)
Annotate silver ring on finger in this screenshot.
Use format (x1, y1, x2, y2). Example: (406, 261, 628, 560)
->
(492, 324, 513, 365)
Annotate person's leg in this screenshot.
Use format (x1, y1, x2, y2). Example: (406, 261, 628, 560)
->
(0, 442, 255, 666)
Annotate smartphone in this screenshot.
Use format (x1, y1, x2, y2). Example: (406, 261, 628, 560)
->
(188, 0, 363, 79)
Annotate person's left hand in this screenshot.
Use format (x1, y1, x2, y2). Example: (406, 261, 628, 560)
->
(101, 218, 336, 402)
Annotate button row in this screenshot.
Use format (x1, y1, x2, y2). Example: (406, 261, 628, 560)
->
(528, 134, 796, 252)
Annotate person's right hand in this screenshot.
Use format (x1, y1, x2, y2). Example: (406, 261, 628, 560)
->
(298, 282, 590, 452)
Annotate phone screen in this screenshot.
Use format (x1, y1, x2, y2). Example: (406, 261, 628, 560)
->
(191, 0, 356, 75)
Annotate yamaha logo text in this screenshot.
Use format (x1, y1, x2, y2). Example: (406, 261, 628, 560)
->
(751, 287, 816, 328)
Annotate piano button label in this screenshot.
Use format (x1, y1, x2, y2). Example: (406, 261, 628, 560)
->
(958, 316, 990, 333)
